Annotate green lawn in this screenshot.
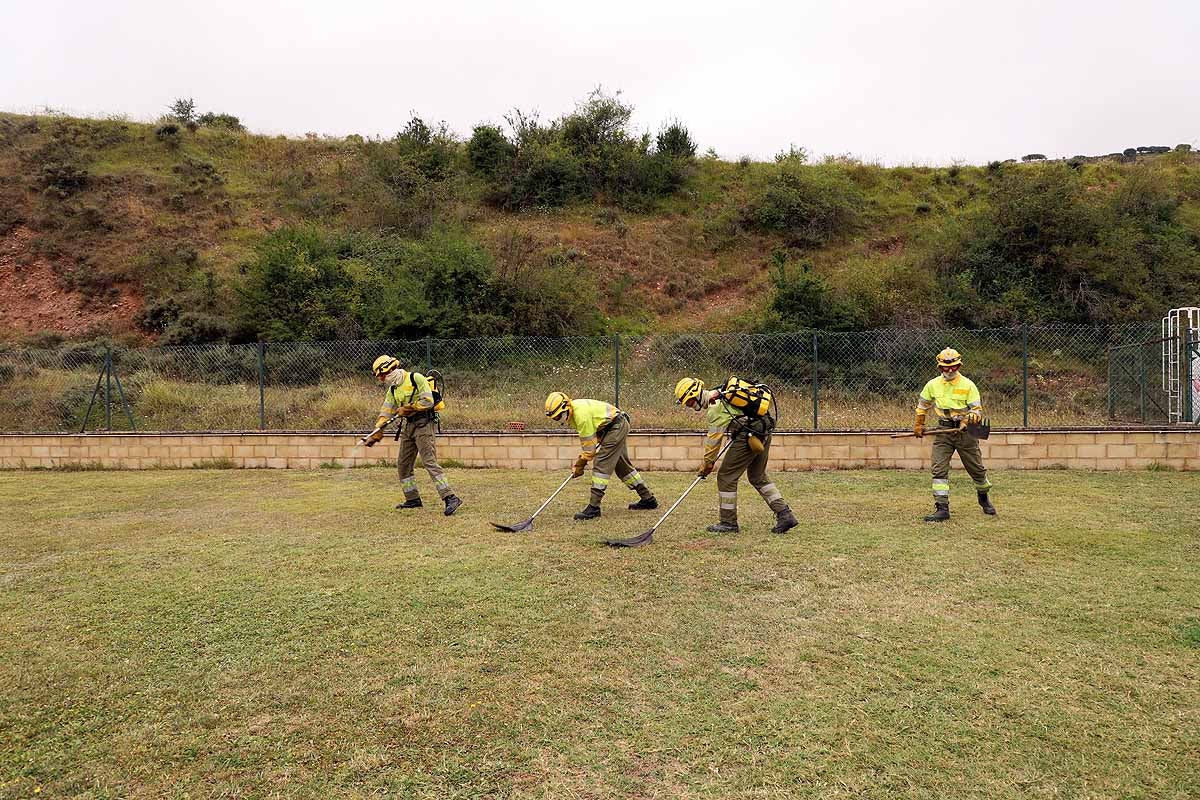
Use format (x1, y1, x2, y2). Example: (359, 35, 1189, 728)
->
(1, 468, 1198, 799)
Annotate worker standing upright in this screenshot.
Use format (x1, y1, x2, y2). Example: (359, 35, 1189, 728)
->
(362, 355, 462, 516)
(673, 377, 798, 535)
(544, 391, 657, 520)
(913, 348, 995, 521)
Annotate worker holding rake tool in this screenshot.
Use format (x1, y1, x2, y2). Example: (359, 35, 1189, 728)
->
(544, 391, 657, 520)
(362, 355, 463, 516)
(908, 348, 995, 522)
(674, 377, 798, 535)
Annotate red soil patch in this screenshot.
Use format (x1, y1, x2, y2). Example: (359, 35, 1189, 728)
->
(0, 225, 141, 336)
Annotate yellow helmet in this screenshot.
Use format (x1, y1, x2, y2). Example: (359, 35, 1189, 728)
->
(544, 391, 572, 421)
(674, 377, 704, 406)
(372, 355, 401, 377)
(936, 348, 963, 368)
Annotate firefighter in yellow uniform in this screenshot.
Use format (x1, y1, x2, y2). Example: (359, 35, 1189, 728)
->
(544, 392, 657, 520)
(363, 355, 462, 516)
(914, 348, 995, 521)
(674, 377, 798, 534)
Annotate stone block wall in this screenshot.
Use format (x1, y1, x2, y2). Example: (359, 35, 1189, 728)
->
(1, 429, 1197, 471)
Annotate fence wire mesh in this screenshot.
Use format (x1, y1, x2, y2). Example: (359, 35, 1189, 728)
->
(0, 323, 1174, 433)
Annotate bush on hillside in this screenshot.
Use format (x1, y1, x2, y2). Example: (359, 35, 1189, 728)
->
(476, 90, 694, 210)
(656, 121, 697, 159)
(234, 227, 603, 342)
(935, 162, 1200, 323)
(161, 312, 230, 345)
(744, 163, 865, 247)
(155, 124, 182, 147)
(761, 256, 865, 332)
(37, 161, 89, 198)
(197, 112, 245, 132)
(169, 98, 196, 125)
(466, 124, 516, 177)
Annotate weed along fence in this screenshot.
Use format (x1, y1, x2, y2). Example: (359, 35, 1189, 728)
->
(1, 323, 1188, 435)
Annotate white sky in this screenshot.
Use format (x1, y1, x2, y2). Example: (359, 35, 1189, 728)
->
(2, 0, 1198, 165)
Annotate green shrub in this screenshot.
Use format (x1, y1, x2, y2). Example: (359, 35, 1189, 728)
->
(235, 227, 358, 341)
(762, 256, 865, 331)
(478, 90, 693, 210)
(197, 112, 245, 132)
(656, 121, 697, 159)
(745, 164, 865, 247)
(161, 312, 230, 345)
(466, 124, 515, 177)
(135, 298, 182, 334)
(155, 124, 182, 147)
(37, 161, 88, 198)
(169, 98, 196, 125)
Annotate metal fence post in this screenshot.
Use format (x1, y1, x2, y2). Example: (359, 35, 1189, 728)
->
(1022, 324, 1029, 427)
(1139, 346, 1146, 423)
(257, 342, 266, 431)
(613, 334, 621, 408)
(1106, 346, 1114, 420)
(424, 336, 433, 374)
(1188, 333, 1195, 424)
(811, 332, 819, 431)
(105, 346, 112, 432)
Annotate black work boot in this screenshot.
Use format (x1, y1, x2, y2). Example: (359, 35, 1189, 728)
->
(923, 501, 950, 522)
(396, 498, 423, 509)
(443, 495, 462, 516)
(771, 507, 799, 534)
(706, 521, 740, 533)
(574, 504, 601, 520)
(977, 492, 996, 516)
(628, 497, 658, 510)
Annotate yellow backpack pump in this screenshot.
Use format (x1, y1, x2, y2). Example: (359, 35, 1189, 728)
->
(716, 376, 776, 454)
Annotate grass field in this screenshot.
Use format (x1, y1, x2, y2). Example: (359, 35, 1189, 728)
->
(2, 467, 1198, 799)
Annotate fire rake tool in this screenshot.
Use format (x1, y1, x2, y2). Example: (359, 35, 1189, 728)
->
(490, 474, 576, 533)
(890, 417, 991, 440)
(606, 440, 734, 548)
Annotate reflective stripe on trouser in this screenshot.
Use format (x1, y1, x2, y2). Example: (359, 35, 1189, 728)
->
(716, 433, 788, 523)
(396, 417, 453, 500)
(930, 432, 992, 500)
(588, 415, 652, 505)
(717, 490, 738, 525)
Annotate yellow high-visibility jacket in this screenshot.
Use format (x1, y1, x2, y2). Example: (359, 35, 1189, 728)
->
(567, 399, 621, 462)
(702, 391, 738, 463)
(916, 373, 982, 421)
(375, 371, 435, 429)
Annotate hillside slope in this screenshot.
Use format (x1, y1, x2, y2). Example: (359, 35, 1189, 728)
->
(1, 110, 1197, 343)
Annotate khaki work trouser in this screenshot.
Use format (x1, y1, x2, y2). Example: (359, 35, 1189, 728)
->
(396, 415, 453, 502)
(930, 429, 991, 504)
(588, 415, 654, 507)
(715, 432, 789, 525)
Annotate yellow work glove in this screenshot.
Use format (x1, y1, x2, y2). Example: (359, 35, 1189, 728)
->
(572, 457, 588, 478)
(965, 410, 982, 425)
(697, 461, 715, 478)
(362, 429, 385, 447)
(913, 414, 925, 438)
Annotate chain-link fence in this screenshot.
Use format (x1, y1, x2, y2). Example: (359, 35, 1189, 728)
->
(0, 323, 1177, 433)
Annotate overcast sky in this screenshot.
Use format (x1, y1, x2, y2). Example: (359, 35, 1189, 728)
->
(2, 0, 1197, 165)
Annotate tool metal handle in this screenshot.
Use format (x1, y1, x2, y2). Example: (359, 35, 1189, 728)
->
(648, 438, 734, 535)
(528, 474, 576, 522)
